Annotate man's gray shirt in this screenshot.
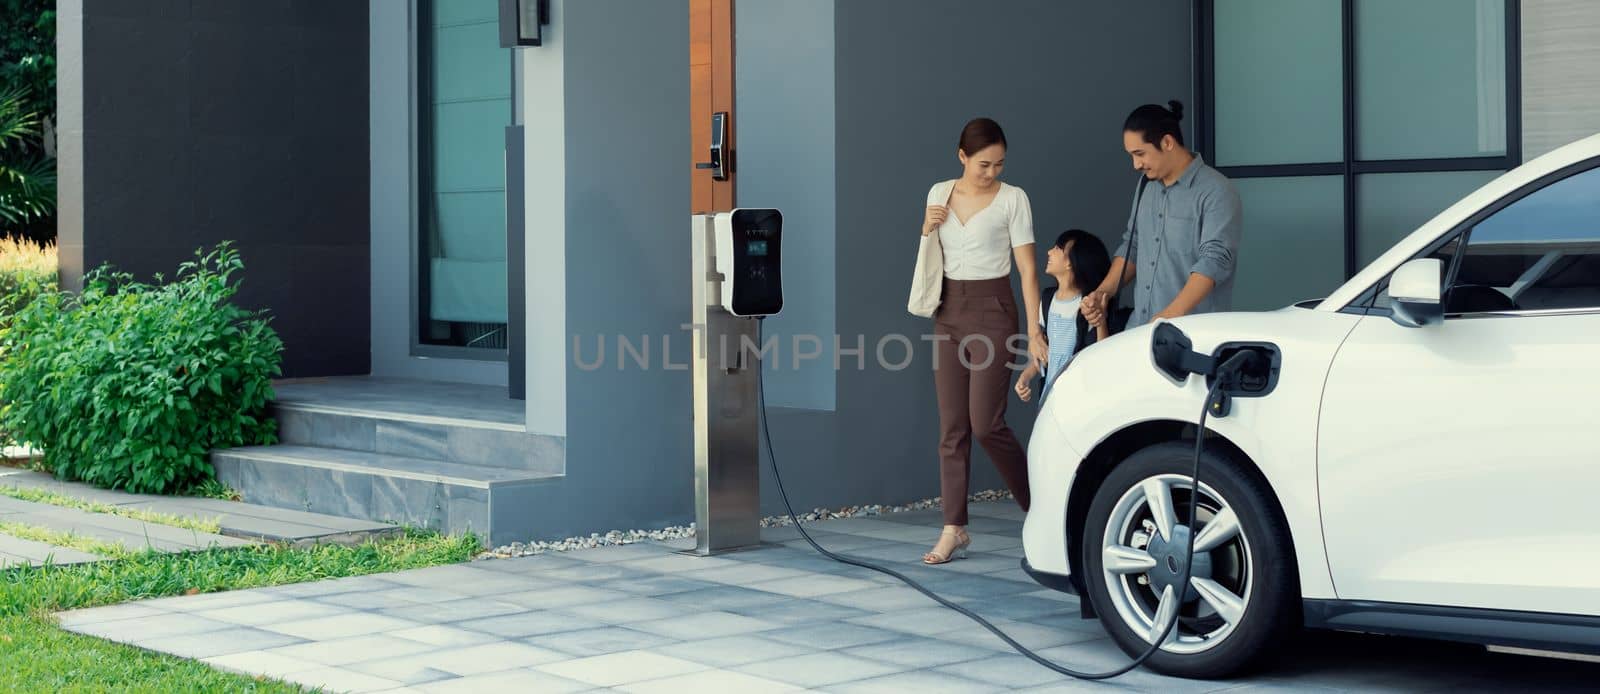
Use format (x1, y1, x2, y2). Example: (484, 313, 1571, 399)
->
(1112, 154, 1243, 327)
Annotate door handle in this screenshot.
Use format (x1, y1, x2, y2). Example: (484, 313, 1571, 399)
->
(695, 112, 732, 181)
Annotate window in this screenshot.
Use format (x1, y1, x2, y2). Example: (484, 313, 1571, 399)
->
(1200, 0, 1520, 309)
(1364, 162, 1600, 314)
(417, 0, 512, 351)
(1450, 164, 1600, 314)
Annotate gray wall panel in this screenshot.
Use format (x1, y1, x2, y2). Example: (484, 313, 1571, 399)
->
(735, 0, 838, 412)
(557, 0, 694, 529)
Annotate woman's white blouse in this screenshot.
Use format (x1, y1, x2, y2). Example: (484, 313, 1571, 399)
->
(926, 180, 1036, 280)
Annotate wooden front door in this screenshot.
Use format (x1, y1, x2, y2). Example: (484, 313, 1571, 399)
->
(691, 0, 735, 213)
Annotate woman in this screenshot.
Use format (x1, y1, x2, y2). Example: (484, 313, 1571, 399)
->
(920, 117, 1046, 564)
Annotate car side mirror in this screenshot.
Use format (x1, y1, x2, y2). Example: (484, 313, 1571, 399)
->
(1389, 258, 1444, 328)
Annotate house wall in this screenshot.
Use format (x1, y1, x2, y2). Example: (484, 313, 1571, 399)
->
(1521, 0, 1600, 161)
(57, 0, 371, 378)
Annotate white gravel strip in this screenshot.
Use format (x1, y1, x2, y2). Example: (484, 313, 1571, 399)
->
(477, 489, 1015, 560)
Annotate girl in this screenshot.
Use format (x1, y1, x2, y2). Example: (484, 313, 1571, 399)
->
(1015, 230, 1115, 405)
(919, 118, 1047, 565)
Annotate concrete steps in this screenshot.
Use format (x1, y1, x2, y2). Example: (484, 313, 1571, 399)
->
(209, 377, 568, 547)
(273, 404, 562, 474)
(212, 445, 558, 544)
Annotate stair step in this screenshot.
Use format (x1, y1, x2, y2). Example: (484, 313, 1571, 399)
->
(272, 404, 562, 474)
(211, 446, 561, 545)
(0, 468, 397, 547)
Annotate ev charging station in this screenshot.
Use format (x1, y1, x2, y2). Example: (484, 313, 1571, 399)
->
(685, 208, 783, 555)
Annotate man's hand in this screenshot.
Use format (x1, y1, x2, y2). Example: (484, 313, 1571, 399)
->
(1086, 307, 1107, 330)
(1080, 290, 1112, 327)
(1150, 308, 1182, 323)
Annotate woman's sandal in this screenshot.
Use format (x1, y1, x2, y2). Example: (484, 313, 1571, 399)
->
(922, 527, 971, 565)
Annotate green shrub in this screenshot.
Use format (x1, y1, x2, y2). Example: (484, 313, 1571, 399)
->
(0, 243, 282, 493)
(0, 235, 55, 322)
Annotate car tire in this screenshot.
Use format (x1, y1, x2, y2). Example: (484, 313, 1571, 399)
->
(1081, 441, 1298, 679)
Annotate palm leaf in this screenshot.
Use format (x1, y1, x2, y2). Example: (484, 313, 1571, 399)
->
(0, 86, 40, 148)
(0, 153, 55, 225)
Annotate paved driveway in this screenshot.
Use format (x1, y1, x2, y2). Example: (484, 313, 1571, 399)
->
(58, 501, 1596, 692)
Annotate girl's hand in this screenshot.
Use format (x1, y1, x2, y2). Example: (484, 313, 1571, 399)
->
(923, 205, 947, 236)
(1014, 375, 1033, 402)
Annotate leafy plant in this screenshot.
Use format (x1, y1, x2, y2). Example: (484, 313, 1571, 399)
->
(0, 235, 54, 320)
(0, 243, 284, 494)
(0, 87, 54, 228)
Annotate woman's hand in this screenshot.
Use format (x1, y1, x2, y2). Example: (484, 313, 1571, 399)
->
(1028, 331, 1049, 370)
(922, 205, 947, 236)
(1014, 374, 1033, 402)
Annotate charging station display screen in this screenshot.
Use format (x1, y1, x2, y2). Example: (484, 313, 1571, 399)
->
(723, 208, 783, 317)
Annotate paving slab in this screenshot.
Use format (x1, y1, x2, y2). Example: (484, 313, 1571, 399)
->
(0, 532, 104, 567)
(56, 500, 1600, 693)
(0, 468, 396, 544)
(4, 497, 251, 553)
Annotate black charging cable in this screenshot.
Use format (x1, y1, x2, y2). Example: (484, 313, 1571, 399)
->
(753, 318, 1257, 680)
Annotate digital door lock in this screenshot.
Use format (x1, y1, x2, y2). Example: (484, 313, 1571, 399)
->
(695, 111, 733, 181)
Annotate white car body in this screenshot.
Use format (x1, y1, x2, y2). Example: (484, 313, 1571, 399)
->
(1022, 132, 1600, 650)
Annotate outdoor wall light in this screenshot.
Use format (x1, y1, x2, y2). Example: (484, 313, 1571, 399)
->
(499, 0, 550, 47)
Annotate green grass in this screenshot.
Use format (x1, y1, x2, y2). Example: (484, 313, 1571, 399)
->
(0, 615, 313, 693)
(0, 528, 479, 692)
(0, 484, 223, 534)
(184, 478, 243, 502)
(2, 528, 479, 618)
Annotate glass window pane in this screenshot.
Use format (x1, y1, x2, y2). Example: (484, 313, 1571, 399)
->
(1455, 165, 1600, 312)
(1232, 176, 1346, 309)
(1356, 170, 1501, 267)
(421, 1, 510, 348)
(1213, 0, 1343, 166)
(1356, 0, 1507, 160)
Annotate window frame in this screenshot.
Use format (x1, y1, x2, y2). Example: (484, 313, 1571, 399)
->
(411, 0, 516, 359)
(1195, 0, 1523, 280)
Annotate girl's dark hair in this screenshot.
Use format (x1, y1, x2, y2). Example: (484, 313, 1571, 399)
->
(1123, 100, 1185, 148)
(1053, 229, 1110, 295)
(958, 117, 1007, 156)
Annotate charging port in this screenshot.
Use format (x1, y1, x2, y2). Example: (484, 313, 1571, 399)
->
(1205, 343, 1281, 399)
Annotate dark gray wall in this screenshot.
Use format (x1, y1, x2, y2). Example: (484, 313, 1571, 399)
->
(56, 0, 370, 378)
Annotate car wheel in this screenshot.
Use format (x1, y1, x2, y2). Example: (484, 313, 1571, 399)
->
(1082, 441, 1297, 679)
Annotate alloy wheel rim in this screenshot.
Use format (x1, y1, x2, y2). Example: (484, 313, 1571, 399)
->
(1100, 473, 1253, 655)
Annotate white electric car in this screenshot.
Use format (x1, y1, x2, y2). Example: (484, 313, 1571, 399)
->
(1021, 131, 1600, 678)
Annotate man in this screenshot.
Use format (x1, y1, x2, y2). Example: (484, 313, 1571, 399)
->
(1082, 100, 1242, 328)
